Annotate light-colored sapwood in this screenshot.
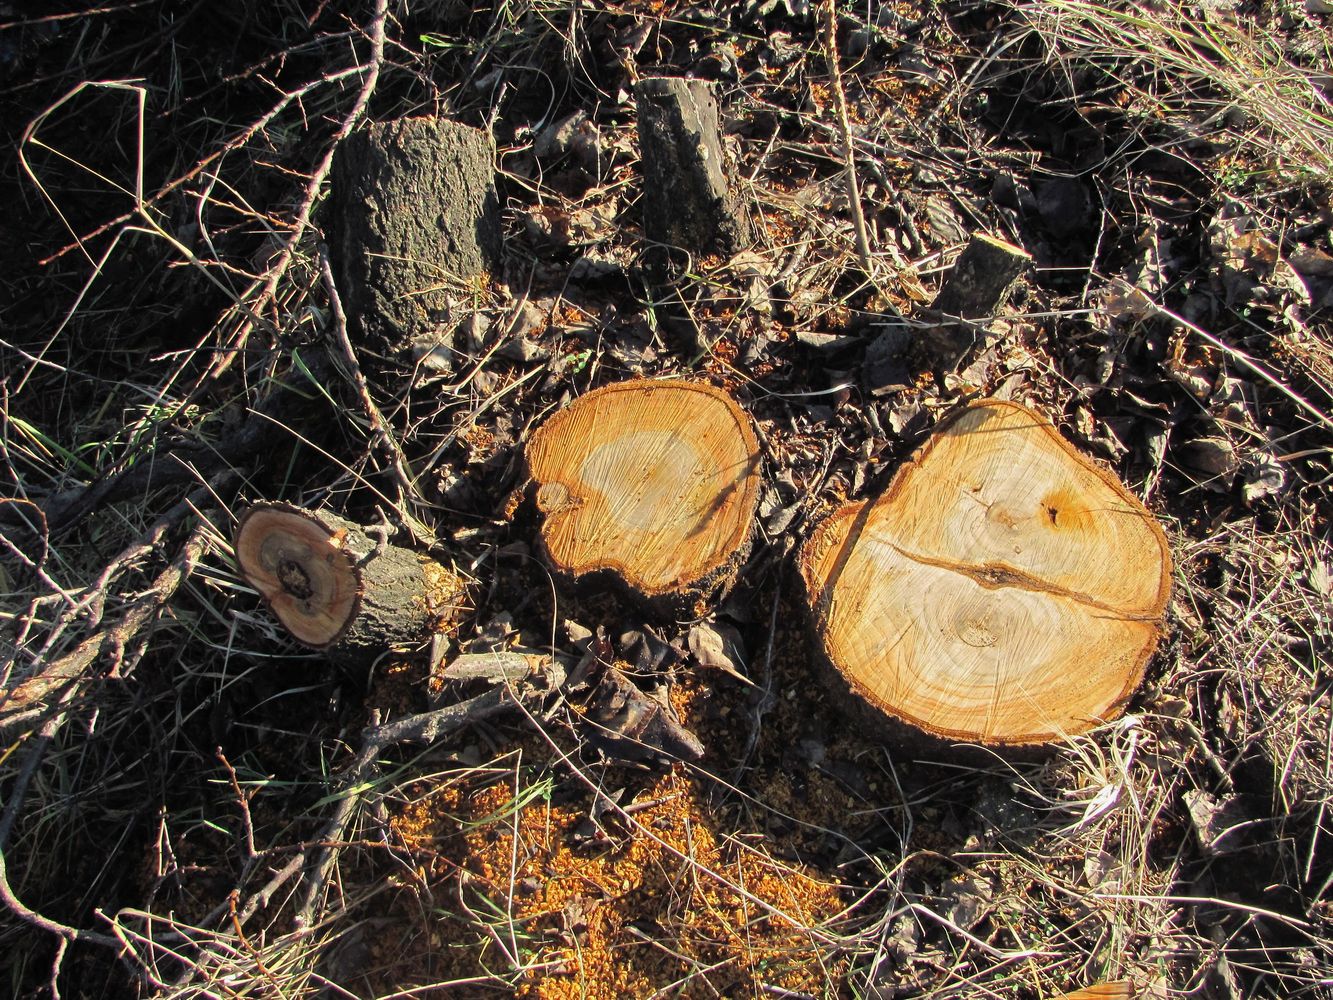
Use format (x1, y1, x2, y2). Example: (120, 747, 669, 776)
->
(800, 400, 1171, 749)
(525, 380, 762, 613)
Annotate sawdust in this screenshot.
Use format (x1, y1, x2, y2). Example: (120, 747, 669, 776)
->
(365, 676, 858, 997)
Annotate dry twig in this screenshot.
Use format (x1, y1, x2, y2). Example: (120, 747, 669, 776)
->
(821, 1, 874, 281)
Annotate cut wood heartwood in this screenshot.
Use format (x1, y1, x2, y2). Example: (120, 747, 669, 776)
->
(234, 502, 467, 664)
(799, 400, 1171, 750)
(524, 380, 762, 615)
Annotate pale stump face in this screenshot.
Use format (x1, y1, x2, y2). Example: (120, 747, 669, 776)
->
(802, 402, 1171, 746)
(525, 381, 761, 598)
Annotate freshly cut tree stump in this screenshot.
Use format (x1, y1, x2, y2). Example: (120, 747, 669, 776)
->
(330, 116, 501, 354)
(524, 380, 762, 615)
(799, 400, 1171, 750)
(234, 503, 467, 664)
(635, 77, 753, 271)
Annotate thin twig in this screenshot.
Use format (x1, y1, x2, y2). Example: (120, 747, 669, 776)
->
(822, 1, 874, 280)
(0, 838, 120, 949)
(0, 710, 66, 851)
(733, 585, 781, 784)
(206, 0, 389, 384)
(293, 688, 524, 929)
(33, 62, 367, 268)
(319, 244, 420, 503)
(217, 749, 258, 861)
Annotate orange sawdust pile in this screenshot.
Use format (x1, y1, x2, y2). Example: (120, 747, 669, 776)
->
(385, 761, 849, 998)
(362, 671, 857, 997)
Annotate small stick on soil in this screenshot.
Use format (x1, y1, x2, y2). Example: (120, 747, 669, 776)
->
(216, 749, 257, 862)
(733, 586, 782, 783)
(292, 663, 567, 929)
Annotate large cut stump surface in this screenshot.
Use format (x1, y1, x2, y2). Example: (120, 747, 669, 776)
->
(525, 380, 761, 613)
(800, 400, 1171, 749)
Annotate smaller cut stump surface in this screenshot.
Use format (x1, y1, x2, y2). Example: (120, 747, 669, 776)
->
(235, 503, 466, 664)
(525, 380, 761, 613)
(800, 400, 1171, 749)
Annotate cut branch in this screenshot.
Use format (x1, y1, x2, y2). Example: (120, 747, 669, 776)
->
(233, 503, 467, 665)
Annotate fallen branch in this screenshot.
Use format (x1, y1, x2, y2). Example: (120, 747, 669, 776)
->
(0, 504, 218, 731)
(0, 515, 217, 981)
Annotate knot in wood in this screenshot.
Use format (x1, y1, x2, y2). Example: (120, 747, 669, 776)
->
(536, 481, 573, 513)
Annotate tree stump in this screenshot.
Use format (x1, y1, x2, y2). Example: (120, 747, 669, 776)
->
(799, 400, 1171, 751)
(635, 77, 752, 272)
(329, 116, 501, 355)
(524, 380, 762, 616)
(919, 232, 1031, 368)
(234, 503, 468, 665)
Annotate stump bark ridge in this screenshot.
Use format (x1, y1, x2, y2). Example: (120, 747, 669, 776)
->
(330, 116, 501, 355)
(234, 503, 467, 664)
(635, 77, 753, 271)
(799, 400, 1171, 749)
(524, 380, 762, 615)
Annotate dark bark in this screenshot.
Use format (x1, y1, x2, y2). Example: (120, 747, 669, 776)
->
(635, 77, 752, 274)
(329, 116, 501, 355)
(583, 664, 704, 762)
(919, 232, 1032, 368)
